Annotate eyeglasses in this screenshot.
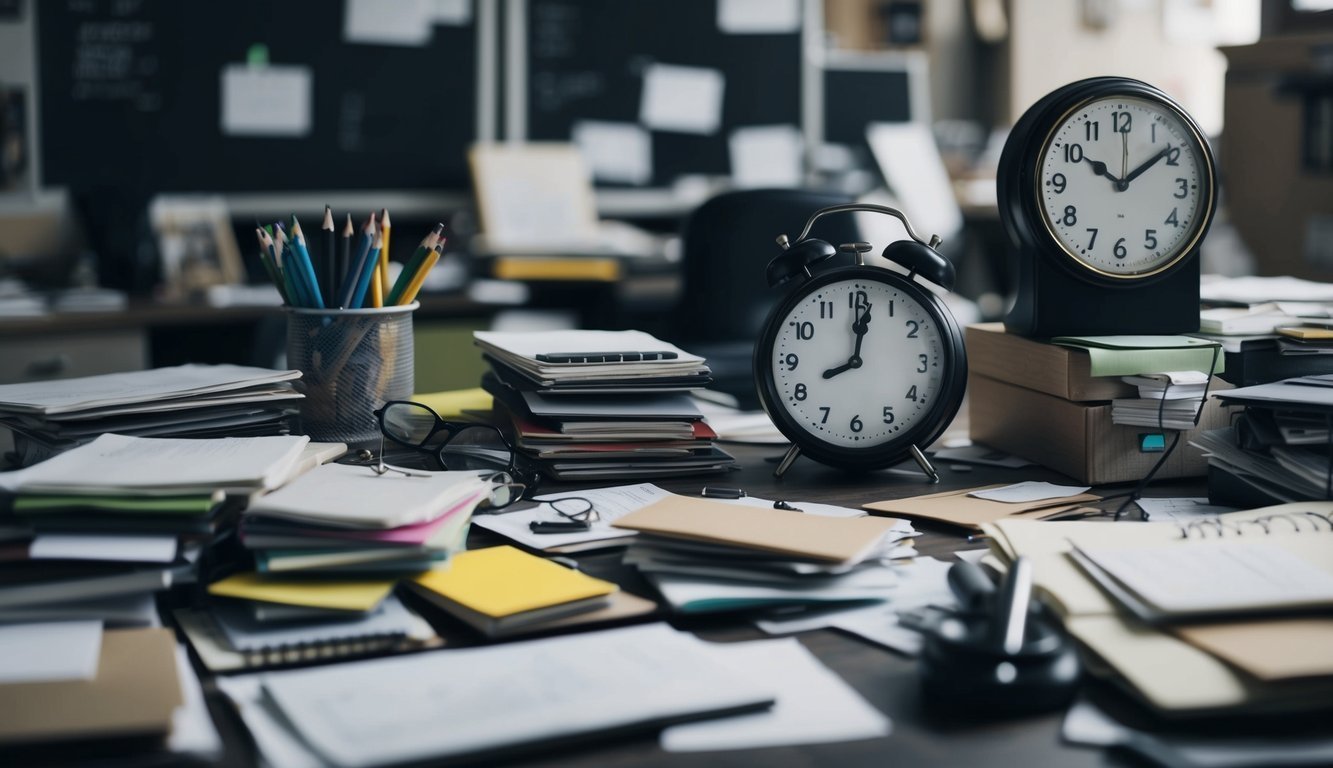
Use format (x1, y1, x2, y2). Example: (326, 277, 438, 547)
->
(372, 400, 535, 508)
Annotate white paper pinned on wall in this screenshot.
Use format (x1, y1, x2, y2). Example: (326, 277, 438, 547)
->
(718, 0, 801, 34)
(344, 0, 434, 46)
(573, 121, 653, 186)
(431, 0, 472, 26)
(729, 124, 804, 188)
(640, 64, 725, 135)
(220, 64, 313, 138)
(865, 122, 963, 245)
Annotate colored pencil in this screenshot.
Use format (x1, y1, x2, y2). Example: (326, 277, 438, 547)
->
(338, 213, 378, 309)
(288, 215, 326, 309)
(338, 213, 353, 299)
(273, 223, 307, 307)
(255, 227, 290, 305)
(350, 229, 384, 310)
(387, 223, 443, 305)
(397, 242, 441, 305)
(321, 206, 336, 303)
(377, 208, 392, 297)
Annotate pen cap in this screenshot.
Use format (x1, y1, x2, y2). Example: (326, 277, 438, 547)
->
(286, 302, 418, 448)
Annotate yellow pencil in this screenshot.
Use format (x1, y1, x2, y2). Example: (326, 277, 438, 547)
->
(398, 245, 441, 305)
(378, 208, 392, 296)
(369, 262, 384, 307)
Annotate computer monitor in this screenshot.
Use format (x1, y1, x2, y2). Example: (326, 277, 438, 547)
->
(818, 50, 930, 148)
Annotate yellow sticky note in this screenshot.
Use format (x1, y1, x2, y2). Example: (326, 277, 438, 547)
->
(413, 545, 615, 619)
(207, 572, 395, 612)
(413, 387, 493, 419)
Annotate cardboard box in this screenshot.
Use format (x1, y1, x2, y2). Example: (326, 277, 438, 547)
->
(968, 372, 1233, 485)
(965, 323, 1137, 402)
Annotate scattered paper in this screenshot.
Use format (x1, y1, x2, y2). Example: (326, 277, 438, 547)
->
(168, 644, 224, 759)
(931, 444, 1034, 468)
(31, 534, 178, 563)
(717, 0, 801, 33)
(640, 64, 725, 135)
(0, 621, 102, 684)
(1134, 497, 1239, 522)
(661, 638, 890, 752)
(220, 64, 312, 138)
(865, 122, 962, 243)
(573, 121, 653, 186)
(472, 483, 675, 550)
(344, 0, 433, 45)
(970, 481, 1091, 504)
(729, 125, 804, 188)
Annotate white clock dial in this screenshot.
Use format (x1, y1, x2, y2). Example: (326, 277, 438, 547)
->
(772, 279, 945, 448)
(1038, 95, 1210, 277)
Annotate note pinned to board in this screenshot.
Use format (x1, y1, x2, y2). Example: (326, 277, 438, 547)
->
(573, 121, 653, 185)
(729, 125, 804, 189)
(640, 64, 725, 135)
(344, 0, 434, 45)
(220, 64, 312, 138)
(717, 0, 801, 34)
(970, 481, 1092, 504)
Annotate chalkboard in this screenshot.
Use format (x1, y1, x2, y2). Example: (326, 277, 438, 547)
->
(518, 0, 807, 188)
(37, 0, 483, 193)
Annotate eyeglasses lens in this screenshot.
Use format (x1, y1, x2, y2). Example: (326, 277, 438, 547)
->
(382, 402, 438, 447)
(439, 425, 513, 473)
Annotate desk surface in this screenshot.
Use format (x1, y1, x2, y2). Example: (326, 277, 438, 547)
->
(199, 442, 1203, 768)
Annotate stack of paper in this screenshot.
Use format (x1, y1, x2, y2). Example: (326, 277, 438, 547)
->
(1111, 370, 1212, 429)
(0, 364, 303, 466)
(238, 463, 490, 575)
(0, 434, 319, 625)
(614, 496, 915, 613)
(476, 330, 734, 480)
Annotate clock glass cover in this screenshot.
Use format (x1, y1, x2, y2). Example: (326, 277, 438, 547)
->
(1037, 95, 1211, 278)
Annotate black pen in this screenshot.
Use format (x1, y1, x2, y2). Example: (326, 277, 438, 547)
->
(701, 487, 746, 499)
(529, 520, 591, 534)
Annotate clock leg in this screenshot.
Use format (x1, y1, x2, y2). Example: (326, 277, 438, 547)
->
(774, 444, 802, 478)
(910, 444, 940, 484)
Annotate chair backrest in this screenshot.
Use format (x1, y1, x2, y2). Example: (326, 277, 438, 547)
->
(674, 188, 859, 344)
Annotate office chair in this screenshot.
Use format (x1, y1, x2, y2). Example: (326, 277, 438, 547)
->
(670, 189, 859, 409)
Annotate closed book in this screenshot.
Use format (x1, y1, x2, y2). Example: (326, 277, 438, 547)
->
(965, 323, 1135, 401)
(409, 546, 617, 636)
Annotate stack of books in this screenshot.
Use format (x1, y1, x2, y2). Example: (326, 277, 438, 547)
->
(0, 364, 303, 466)
(1191, 375, 1333, 506)
(613, 496, 916, 613)
(0, 433, 315, 626)
(237, 463, 491, 576)
(475, 330, 734, 480)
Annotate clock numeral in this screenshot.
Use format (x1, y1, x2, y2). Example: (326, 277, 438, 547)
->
(1085, 228, 1098, 250)
(1050, 172, 1066, 194)
(783, 353, 799, 371)
(1113, 238, 1127, 259)
(1084, 120, 1099, 142)
(882, 406, 895, 425)
(917, 354, 928, 373)
(847, 290, 868, 309)
(819, 406, 830, 424)
(790, 320, 814, 340)
(819, 300, 834, 319)
(1165, 208, 1180, 228)
(1062, 206, 1078, 227)
(1144, 229, 1158, 249)
(794, 383, 808, 401)
(1063, 143, 1084, 163)
(906, 385, 918, 402)
(1165, 146, 1181, 166)
(1174, 178, 1188, 199)
(905, 320, 919, 338)
(1112, 110, 1132, 134)
(850, 415, 863, 433)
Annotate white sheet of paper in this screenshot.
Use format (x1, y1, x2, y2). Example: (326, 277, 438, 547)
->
(640, 64, 725, 135)
(955, 549, 988, 563)
(729, 125, 804, 188)
(431, 0, 471, 25)
(344, 0, 433, 45)
(865, 122, 963, 243)
(473, 483, 675, 549)
(0, 620, 102, 684)
(970, 481, 1091, 503)
(215, 677, 325, 768)
(1134, 497, 1239, 522)
(573, 121, 653, 185)
(31, 534, 179, 563)
(717, 0, 801, 33)
(221, 65, 312, 137)
(661, 638, 889, 752)
(169, 644, 224, 759)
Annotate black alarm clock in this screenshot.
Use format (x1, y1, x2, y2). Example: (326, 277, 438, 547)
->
(999, 77, 1217, 337)
(754, 204, 967, 479)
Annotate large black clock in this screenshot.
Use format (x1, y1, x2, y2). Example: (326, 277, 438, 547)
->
(999, 77, 1217, 337)
(754, 204, 967, 480)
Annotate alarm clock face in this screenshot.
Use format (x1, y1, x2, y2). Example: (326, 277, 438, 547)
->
(1037, 94, 1212, 278)
(768, 276, 947, 449)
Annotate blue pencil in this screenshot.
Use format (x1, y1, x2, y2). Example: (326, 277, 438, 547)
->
(338, 213, 377, 308)
(288, 216, 326, 309)
(274, 224, 309, 307)
(349, 229, 383, 309)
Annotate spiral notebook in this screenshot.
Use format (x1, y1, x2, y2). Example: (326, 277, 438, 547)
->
(173, 595, 442, 672)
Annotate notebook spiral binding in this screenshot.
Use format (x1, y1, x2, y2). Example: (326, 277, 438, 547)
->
(242, 632, 409, 667)
(1178, 509, 1333, 539)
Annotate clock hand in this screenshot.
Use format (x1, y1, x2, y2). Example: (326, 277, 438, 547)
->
(822, 304, 872, 379)
(1119, 144, 1172, 189)
(1080, 156, 1123, 186)
(1120, 129, 1128, 182)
